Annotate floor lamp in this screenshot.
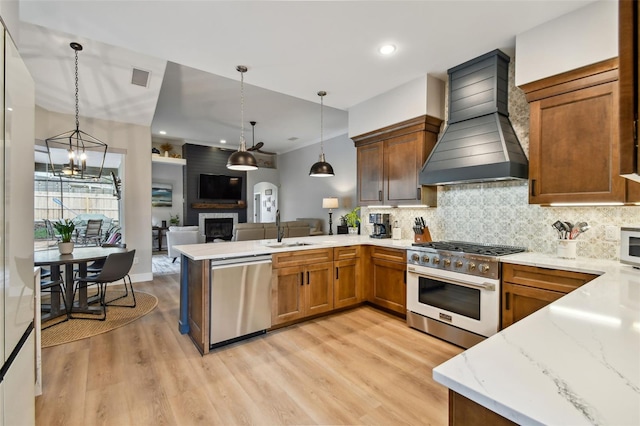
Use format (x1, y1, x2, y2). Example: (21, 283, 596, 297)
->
(322, 197, 339, 235)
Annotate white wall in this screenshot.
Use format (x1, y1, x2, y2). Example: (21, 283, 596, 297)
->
(246, 166, 279, 223)
(151, 161, 184, 231)
(35, 106, 153, 282)
(278, 133, 356, 234)
(348, 74, 445, 138)
(515, 0, 618, 86)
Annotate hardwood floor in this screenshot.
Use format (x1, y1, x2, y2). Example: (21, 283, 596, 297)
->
(36, 273, 463, 426)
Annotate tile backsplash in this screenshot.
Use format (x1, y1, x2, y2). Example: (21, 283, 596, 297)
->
(361, 57, 640, 261)
(362, 183, 640, 260)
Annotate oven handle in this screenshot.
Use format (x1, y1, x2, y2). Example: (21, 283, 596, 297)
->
(407, 267, 496, 291)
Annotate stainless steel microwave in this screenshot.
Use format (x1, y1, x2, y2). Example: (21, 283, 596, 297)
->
(621, 227, 640, 268)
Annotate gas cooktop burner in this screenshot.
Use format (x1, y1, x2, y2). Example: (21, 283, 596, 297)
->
(412, 241, 526, 256)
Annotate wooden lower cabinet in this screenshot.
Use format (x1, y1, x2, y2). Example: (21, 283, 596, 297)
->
(334, 258, 360, 309)
(187, 258, 210, 354)
(449, 391, 516, 426)
(370, 256, 406, 315)
(502, 282, 565, 327)
(271, 251, 334, 326)
(501, 263, 598, 329)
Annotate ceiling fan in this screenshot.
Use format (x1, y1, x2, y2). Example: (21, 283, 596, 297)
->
(248, 121, 276, 155)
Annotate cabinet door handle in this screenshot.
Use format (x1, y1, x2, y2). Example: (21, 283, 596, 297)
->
(505, 292, 510, 311)
(416, 187, 421, 200)
(307, 271, 310, 285)
(300, 272, 304, 286)
(336, 267, 339, 280)
(530, 179, 536, 196)
(378, 190, 382, 201)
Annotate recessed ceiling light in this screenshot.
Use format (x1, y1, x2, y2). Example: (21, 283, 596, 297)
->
(379, 44, 396, 55)
(159, 130, 167, 135)
(220, 139, 227, 144)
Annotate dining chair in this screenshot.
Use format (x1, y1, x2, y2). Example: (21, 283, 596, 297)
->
(44, 219, 61, 243)
(40, 276, 68, 328)
(76, 219, 103, 246)
(72, 249, 136, 321)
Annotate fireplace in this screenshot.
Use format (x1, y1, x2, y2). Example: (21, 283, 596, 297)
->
(204, 218, 234, 242)
(198, 213, 238, 242)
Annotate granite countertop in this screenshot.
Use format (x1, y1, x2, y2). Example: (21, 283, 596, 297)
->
(434, 252, 640, 425)
(174, 234, 415, 260)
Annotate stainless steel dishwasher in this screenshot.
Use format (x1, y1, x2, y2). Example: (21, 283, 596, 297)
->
(209, 254, 272, 348)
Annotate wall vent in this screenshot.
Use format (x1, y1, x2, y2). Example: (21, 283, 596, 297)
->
(131, 68, 150, 87)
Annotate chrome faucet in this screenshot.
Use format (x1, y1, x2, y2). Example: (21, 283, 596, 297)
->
(276, 209, 284, 242)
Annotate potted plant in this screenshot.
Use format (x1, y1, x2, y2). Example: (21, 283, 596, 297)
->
(170, 214, 180, 226)
(343, 207, 361, 235)
(53, 218, 76, 254)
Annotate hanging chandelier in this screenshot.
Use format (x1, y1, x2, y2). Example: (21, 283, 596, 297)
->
(45, 42, 108, 179)
(227, 65, 258, 171)
(309, 91, 335, 177)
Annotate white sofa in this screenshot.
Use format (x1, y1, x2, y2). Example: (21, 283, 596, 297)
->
(167, 226, 204, 262)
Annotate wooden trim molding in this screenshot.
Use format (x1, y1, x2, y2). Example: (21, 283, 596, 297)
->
(520, 58, 619, 103)
(351, 115, 443, 147)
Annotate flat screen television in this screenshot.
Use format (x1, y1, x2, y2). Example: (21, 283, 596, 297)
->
(199, 174, 243, 201)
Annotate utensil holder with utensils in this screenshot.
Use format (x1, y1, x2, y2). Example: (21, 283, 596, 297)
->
(557, 239, 577, 259)
(414, 227, 432, 243)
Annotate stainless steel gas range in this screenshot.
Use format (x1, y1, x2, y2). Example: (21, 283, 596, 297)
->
(406, 241, 526, 348)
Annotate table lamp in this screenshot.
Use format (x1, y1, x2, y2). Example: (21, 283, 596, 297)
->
(322, 197, 339, 235)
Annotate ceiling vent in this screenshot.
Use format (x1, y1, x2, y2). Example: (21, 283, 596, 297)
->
(131, 67, 150, 87)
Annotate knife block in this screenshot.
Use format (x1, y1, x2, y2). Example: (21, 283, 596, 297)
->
(414, 227, 432, 243)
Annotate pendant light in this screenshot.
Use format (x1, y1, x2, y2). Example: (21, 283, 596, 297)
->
(227, 65, 258, 171)
(309, 91, 335, 177)
(45, 42, 108, 179)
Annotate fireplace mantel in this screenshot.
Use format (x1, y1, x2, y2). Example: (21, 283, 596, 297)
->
(192, 201, 246, 209)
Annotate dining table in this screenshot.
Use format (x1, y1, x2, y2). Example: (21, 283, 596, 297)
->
(34, 246, 128, 320)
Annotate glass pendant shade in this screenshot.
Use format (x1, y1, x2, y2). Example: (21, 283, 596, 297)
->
(45, 42, 108, 179)
(309, 90, 334, 177)
(227, 65, 258, 171)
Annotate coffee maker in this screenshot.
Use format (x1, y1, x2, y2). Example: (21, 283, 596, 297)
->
(369, 213, 391, 239)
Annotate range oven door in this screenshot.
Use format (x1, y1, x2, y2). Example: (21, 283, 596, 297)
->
(406, 265, 500, 338)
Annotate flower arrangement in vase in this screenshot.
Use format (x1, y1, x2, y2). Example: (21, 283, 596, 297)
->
(169, 214, 180, 226)
(53, 218, 76, 254)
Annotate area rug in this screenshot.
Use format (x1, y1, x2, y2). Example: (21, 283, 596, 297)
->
(152, 253, 181, 275)
(41, 289, 158, 348)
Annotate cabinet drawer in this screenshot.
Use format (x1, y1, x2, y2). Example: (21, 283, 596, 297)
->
(272, 248, 333, 269)
(334, 245, 361, 260)
(370, 246, 406, 263)
(502, 263, 598, 294)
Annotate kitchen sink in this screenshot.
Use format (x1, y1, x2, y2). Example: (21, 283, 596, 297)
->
(265, 241, 315, 248)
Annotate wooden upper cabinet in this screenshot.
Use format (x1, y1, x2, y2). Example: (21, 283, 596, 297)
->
(357, 141, 384, 204)
(352, 115, 442, 207)
(619, 0, 639, 181)
(521, 58, 640, 204)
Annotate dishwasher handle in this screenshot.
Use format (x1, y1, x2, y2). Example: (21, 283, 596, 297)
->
(210, 256, 272, 270)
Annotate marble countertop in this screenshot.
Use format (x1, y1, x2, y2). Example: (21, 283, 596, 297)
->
(176, 238, 640, 424)
(173, 234, 415, 260)
(434, 252, 640, 425)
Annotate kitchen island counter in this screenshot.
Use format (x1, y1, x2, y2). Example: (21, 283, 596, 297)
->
(173, 234, 414, 261)
(434, 252, 640, 425)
